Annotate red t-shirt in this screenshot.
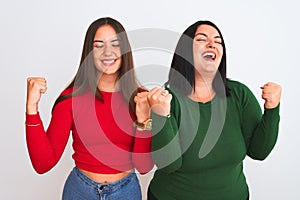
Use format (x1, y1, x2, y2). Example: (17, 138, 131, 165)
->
(26, 88, 153, 174)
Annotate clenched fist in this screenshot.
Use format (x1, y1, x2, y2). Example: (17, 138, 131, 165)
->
(26, 77, 47, 114)
(147, 87, 172, 117)
(134, 91, 151, 123)
(261, 82, 282, 109)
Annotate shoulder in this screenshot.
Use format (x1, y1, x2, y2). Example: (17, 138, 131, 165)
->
(52, 87, 75, 111)
(226, 79, 258, 106)
(59, 87, 75, 96)
(227, 79, 253, 94)
(227, 79, 247, 89)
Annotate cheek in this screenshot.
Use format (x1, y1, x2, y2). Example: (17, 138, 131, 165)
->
(93, 50, 98, 60)
(93, 51, 103, 66)
(193, 43, 204, 53)
(193, 44, 204, 62)
(115, 49, 122, 57)
(92, 52, 102, 69)
(219, 48, 223, 57)
(116, 58, 122, 68)
(217, 47, 223, 62)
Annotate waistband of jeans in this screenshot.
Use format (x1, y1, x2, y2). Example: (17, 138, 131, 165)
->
(73, 167, 136, 191)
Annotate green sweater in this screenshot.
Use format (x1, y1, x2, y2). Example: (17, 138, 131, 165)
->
(149, 80, 280, 200)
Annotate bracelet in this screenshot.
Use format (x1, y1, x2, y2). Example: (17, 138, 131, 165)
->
(133, 119, 152, 131)
(25, 123, 41, 127)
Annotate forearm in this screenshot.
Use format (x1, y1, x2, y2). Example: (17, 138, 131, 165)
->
(25, 103, 72, 174)
(247, 105, 280, 160)
(26, 103, 38, 114)
(132, 130, 154, 174)
(26, 114, 59, 174)
(151, 112, 182, 173)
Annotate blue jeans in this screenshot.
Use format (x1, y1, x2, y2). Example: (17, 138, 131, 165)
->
(62, 167, 142, 200)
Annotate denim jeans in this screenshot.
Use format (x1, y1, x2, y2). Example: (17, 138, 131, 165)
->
(62, 167, 142, 200)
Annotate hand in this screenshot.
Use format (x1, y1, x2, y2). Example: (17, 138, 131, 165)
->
(26, 77, 47, 114)
(134, 91, 150, 123)
(261, 82, 282, 109)
(147, 87, 172, 116)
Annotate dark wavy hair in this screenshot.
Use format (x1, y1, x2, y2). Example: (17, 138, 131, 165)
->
(53, 17, 139, 111)
(166, 20, 230, 97)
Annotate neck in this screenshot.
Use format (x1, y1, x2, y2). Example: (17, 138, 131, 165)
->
(97, 73, 119, 92)
(195, 72, 214, 89)
(189, 73, 215, 103)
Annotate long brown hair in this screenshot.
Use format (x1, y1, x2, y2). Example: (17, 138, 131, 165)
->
(53, 17, 139, 112)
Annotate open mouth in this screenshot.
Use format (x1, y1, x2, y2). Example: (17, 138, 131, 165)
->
(101, 59, 117, 67)
(202, 52, 216, 61)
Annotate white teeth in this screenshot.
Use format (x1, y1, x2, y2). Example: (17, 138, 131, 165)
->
(203, 52, 216, 59)
(102, 60, 115, 66)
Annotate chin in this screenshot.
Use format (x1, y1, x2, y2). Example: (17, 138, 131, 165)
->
(97, 64, 120, 73)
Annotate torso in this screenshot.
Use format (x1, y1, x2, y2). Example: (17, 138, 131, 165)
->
(79, 168, 132, 183)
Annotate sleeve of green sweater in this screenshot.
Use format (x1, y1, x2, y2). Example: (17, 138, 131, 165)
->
(151, 89, 182, 173)
(239, 83, 280, 160)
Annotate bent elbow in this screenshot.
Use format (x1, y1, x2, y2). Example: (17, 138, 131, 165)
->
(248, 151, 270, 161)
(31, 162, 52, 175)
(34, 167, 49, 175)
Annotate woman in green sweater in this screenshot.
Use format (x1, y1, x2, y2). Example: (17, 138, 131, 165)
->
(146, 20, 281, 200)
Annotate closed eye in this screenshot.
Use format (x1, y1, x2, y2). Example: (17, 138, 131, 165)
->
(93, 41, 104, 48)
(196, 38, 206, 42)
(94, 45, 104, 48)
(111, 39, 120, 47)
(111, 43, 120, 47)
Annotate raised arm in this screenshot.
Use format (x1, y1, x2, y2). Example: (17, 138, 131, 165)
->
(25, 77, 72, 174)
(147, 88, 182, 173)
(241, 82, 281, 160)
(132, 90, 154, 174)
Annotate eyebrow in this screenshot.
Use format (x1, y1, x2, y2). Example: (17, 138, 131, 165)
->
(93, 40, 103, 43)
(194, 33, 221, 39)
(93, 39, 119, 43)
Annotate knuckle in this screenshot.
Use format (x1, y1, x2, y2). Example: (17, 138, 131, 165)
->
(29, 79, 36, 86)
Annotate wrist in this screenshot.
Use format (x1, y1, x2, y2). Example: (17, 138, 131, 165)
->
(136, 116, 150, 123)
(26, 103, 38, 115)
(151, 111, 171, 118)
(151, 105, 170, 117)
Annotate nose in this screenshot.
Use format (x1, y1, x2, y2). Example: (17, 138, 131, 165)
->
(206, 39, 216, 49)
(103, 44, 113, 56)
(207, 41, 215, 49)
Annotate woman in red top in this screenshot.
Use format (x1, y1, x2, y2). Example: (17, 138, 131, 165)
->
(25, 17, 154, 200)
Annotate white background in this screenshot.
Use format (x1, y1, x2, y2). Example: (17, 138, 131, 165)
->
(1, 0, 299, 199)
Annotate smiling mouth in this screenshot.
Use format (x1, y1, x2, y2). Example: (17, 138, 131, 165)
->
(202, 52, 216, 61)
(101, 59, 117, 66)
